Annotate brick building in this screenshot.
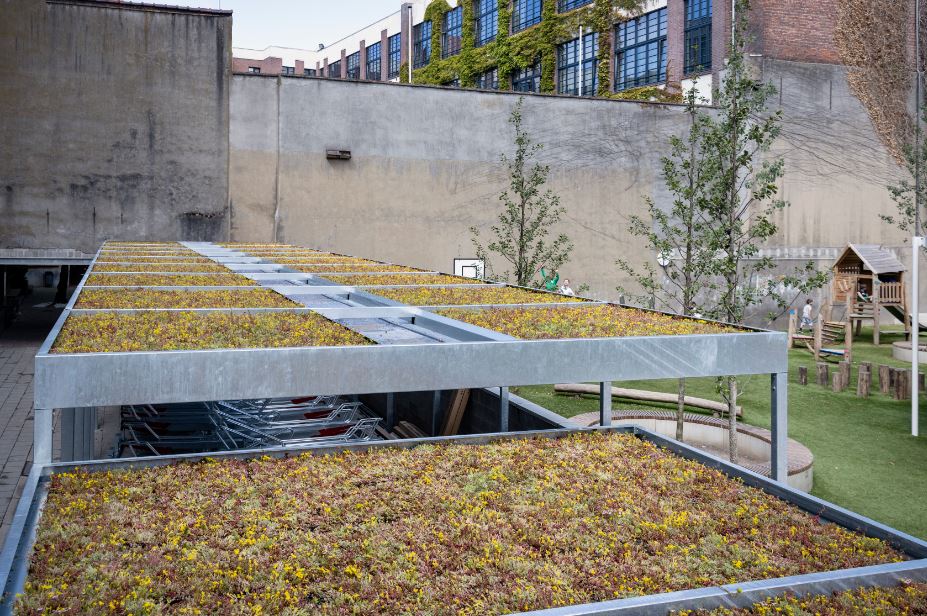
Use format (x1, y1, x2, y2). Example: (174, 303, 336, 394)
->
(231, 0, 912, 102)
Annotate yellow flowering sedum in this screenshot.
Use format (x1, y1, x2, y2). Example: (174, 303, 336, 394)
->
(51, 311, 370, 353)
(292, 263, 422, 273)
(325, 273, 477, 286)
(92, 262, 230, 273)
(75, 289, 299, 309)
(686, 582, 927, 614)
(86, 273, 256, 287)
(438, 305, 738, 338)
(372, 285, 583, 306)
(18, 433, 903, 614)
(95, 256, 215, 263)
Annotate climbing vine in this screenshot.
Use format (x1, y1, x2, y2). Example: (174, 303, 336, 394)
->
(835, 0, 913, 163)
(413, 0, 648, 95)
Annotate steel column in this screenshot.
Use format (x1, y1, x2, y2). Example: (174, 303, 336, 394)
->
(385, 392, 396, 430)
(33, 407, 52, 466)
(770, 372, 788, 482)
(59, 409, 74, 462)
(599, 381, 612, 426)
(499, 387, 510, 432)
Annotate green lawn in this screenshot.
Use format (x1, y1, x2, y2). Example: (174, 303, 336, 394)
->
(512, 326, 927, 539)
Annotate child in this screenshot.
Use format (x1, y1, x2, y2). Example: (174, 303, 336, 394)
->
(559, 279, 575, 296)
(800, 298, 814, 331)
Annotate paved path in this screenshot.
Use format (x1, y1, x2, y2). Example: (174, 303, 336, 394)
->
(0, 290, 61, 548)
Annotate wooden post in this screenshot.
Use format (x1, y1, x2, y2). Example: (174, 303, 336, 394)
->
(844, 318, 853, 364)
(879, 364, 891, 394)
(798, 366, 808, 385)
(817, 363, 830, 387)
(857, 364, 871, 397)
(873, 280, 881, 346)
(920, 372, 925, 391)
(832, 372, 843, 392)
(890, 368, 898, 389)
(813, 316, 823, 361)
(838, 361, 851, 391)
(894, 370, 909, 401)
(787, 311, 796, 349)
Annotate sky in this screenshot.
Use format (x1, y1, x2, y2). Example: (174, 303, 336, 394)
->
(175, 0, 400, 50)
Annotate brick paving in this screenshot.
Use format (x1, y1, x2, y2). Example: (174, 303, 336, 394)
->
(0, 290, 62, 548)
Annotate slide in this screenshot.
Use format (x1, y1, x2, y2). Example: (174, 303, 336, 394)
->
(885, 305, 927, 332)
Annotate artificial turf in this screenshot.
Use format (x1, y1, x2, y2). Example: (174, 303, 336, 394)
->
(513, 326, 927, 540)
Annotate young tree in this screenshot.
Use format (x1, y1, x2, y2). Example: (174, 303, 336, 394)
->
(698, 0, 831, 462)
(621, 0, 826, 460)
(471, 97, 573, 287)
(617, 88, 716, 440)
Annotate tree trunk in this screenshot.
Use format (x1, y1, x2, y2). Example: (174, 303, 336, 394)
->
(728, 377, 738, 464)
(676, 378, 685, 441)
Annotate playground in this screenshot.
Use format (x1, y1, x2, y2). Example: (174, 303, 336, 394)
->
(515, 324, 927, 539)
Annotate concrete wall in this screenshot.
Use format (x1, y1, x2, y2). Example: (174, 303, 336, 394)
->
(0, 0, 231, 253)
(230, 76, 690, 299)
(229, 72, 919, 309)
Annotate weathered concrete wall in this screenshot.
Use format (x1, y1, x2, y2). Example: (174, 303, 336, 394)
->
(230, 76, 688, 299)
(0, 0, 231, 253)
(230, 72, 918, 309)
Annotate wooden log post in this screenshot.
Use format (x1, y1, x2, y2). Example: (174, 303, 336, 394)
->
(831, 372, 842, 392)
(838, 361, 851, 391)
(787, 311, 797, 349)
(798, 366, 808, 386)
(844, 318, 853, 363)
(879, 364, 891, 394)
(857, 365, 871, 398)
(817, 363, 830, 387)
(894, 370, 910, 401)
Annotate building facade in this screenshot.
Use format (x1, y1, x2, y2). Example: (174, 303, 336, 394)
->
(231, 0, 731, 101)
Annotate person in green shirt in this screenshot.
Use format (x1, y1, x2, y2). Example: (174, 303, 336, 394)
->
(538, 266, 559, 292)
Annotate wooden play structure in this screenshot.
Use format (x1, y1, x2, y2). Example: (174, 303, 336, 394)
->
(788, 312, 852, 362)
(829, 244, 916, 345)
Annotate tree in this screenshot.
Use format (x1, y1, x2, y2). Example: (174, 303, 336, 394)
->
(471, 97, 573, 287)
(698, 0, 829, 462)
(883, 106, 927, 238)
(619, 0, 826, 460)
(617, 88, 716, 440)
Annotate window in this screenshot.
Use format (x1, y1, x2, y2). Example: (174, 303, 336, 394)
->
(413, 21, 432, 68)
(346, 52, 360, 79)
(442, 7, 463, 58)
(304, 68, 317, 76)
(247, 66, 261, 74)
(512, 0, 542, 32)
(475, 0, 498, 46)
(557, 31, 598, 96)
(444, 77, 460, 87)
(327, 60, 341, 78)
(475, 67, 498, 90)
(615, 8, 667, 91)
(512, 60, 541, 92)
(366, 42, 382, 80)
(282, 66, 295, 76)
(558, 0, 592, 11)
(388, 33, 402, 79)
(684, 0, 712, 74)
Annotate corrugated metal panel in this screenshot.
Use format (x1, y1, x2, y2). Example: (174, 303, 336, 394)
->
(848, 244, 906, 274)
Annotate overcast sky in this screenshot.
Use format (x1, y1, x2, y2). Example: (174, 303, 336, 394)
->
(180, 1, 399, 50)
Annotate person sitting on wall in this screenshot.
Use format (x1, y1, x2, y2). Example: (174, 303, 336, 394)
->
(538, 266, 559, 292)
(560, 279, 575, 296)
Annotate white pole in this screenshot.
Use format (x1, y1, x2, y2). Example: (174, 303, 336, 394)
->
(408, 5, 413, 83)
(914, 236, 924, 437)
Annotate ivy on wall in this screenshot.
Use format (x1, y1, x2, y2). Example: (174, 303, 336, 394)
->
(412, 0, 672, 99)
